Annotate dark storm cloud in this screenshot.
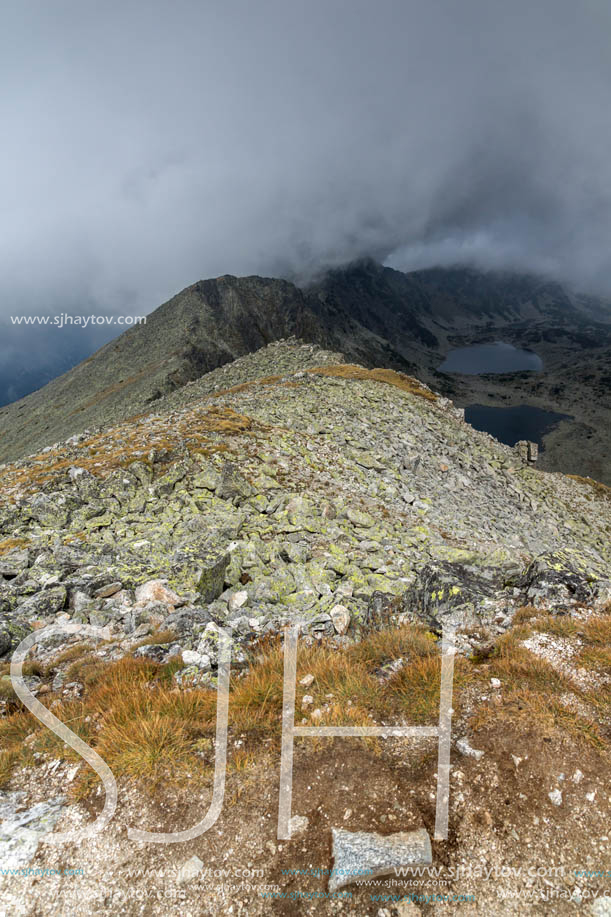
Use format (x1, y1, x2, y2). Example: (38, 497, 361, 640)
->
(1, 0, 611, 363)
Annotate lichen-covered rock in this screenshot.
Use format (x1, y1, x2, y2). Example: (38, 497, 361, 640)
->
(0, 341, 609, 669)
(195, 550, 230, 603)
(398, 561, 513, 632)
(519, 550, 604, 609)
(0, 793, 67, 869)
(307, 612, 335, 638)
(330, 604, 351, 634)
(215, 462, 254, 505)
(0, 626, 11, 656)
(0, 550, 30, 577)
(28, 493, 74, 528)
(17, 585, 68, 619)
(365, 591, 401, 630)
(162, 606, 212, 636)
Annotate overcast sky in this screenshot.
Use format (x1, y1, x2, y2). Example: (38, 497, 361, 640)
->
(1, 0, 611, 359)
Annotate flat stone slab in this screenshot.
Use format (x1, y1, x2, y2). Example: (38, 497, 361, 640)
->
(0, 792, 66, 869)
(329, 826, 432, 892)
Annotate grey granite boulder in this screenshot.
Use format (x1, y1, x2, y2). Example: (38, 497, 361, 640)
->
(329, 827, 431, 892)
(0, 793, 66, 869)
(0, 628, 11, 656)
(216, 461, 254, 505)
(17, 585, 68, 619)
(519, 550, 602, 609)
(399, 560, 512, 632)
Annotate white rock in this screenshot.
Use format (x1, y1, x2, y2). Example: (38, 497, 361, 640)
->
(72, 590, 91, 614)
(0, 795, 66, 869)
(397, 901, 422, 917)
(490, 677, 501, 688)
(456, 737, 484, 760)
(177, 855, 204, 883)
(135, 579, 181, 606)
(548, 789, 563, 806)
(311, 709, 323, 722)
(300, 673, 315, 687)
(590, 897, 611, 917)
(301, 695, 314, 708)
(181, 650, 211, 670)
(330, 604, 351, 635)
(65, 765, 80, 783)
(572, 769, 584, 784)
(289, 815, 309, 836)
(228, 590, 248, 613)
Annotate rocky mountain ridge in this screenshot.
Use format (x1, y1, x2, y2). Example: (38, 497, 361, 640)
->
(1, 262, 609, 484)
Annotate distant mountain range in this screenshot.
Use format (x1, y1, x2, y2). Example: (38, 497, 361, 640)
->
(0, 260, 609, 481)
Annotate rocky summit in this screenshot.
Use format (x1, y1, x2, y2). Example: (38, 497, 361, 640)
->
(1, 340, 610, 915)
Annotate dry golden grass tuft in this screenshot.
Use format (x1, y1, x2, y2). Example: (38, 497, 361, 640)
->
(306, 364, 437, 401)
(511, 605, 540, 625)
(0, 536, 29, 556)
(131, 629, 179, 649)
(0, 661, 45, 705)
(574, 612, 611, 675)
(49, 644, 94, 668)
(214, 375, 283, 397)
(388, 655, 473, 724)
(0, 625, 468, 791)
(490, 631, 576, 693)
(0, 404, 258, 500)
(509, 607, 580, 640)
(2, 610, 608, 793)
(229, 644, 285, 732)
(470, 610, 611, 749)
(0, 711, 37, 785)
(581, 614, 611, 645)
(578, 647, 611, 675)
(470, 688, 605, 748)
(567, 474, 611, 503)
(0, 746, 19, 786)
(347, 622, 437, 669)
(64, 655, 112, 688)
(0, 680, 17, 702)
(97, 714, 195, 781)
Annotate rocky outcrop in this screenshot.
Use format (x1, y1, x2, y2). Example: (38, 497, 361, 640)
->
(0, 343, 609, 696)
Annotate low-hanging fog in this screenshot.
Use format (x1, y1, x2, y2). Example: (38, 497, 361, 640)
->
(1, 0, 610, 401)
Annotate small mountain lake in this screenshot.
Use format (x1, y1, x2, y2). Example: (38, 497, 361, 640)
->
(465, 404, 572, 447)
(439, 341, 542, 374)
